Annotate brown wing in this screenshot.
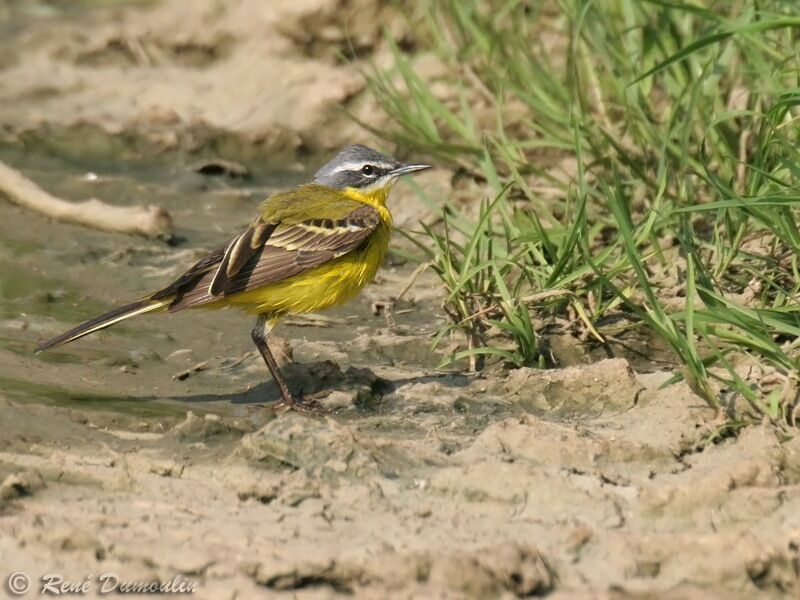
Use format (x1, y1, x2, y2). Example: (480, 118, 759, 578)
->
(161, 204, 381, 312)
(149, 242, 228, 301)
(209, 220, 277, 296)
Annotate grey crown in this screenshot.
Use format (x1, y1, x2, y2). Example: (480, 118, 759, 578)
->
(313, 144, 402, 189)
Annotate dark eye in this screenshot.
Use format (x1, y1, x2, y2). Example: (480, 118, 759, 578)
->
(361, 164, 375, 176)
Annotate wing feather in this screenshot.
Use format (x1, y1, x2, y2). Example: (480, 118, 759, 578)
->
(163, 202, 381, 312)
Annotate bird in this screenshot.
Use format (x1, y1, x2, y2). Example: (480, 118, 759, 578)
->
(35, 144, 431, 412)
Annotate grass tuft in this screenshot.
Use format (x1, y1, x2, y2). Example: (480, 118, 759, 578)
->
(368, 0, 800, 426)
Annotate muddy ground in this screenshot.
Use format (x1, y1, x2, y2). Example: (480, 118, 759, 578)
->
(1, 1, 800, 599)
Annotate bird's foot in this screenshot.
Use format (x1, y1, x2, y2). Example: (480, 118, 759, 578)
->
(273, 390, 333, 416)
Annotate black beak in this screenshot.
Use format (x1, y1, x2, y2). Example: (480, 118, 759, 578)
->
(391, 163, 432, 177)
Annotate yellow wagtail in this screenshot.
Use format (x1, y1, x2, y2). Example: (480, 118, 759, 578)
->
(36, 145, 431, 412)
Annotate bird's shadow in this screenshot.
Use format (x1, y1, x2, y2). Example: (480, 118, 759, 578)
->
(156, 360, 474, 408)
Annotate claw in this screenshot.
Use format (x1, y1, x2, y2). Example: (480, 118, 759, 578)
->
(273, 390, 333, 415)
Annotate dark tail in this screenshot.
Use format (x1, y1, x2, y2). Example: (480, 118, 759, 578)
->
(35, 297, 170, 353)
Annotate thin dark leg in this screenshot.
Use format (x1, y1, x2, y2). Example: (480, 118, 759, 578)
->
(251, 316, 294, 409)
(251, 315, 330, 414)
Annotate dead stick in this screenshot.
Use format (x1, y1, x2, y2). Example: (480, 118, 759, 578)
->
(0, 159, 173, 238)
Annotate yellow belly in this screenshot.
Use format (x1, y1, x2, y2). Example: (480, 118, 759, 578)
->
(222, 225, 389, 317)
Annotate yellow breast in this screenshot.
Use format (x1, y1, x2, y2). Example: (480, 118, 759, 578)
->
(227, 187, 392, 317)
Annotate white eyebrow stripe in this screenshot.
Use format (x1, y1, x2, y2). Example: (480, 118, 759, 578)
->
(329, 160, 396, 174)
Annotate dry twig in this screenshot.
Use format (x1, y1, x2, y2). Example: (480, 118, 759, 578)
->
(0, 160, 173, 238)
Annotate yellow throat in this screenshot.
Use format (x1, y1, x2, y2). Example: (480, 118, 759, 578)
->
(342, 185, 393, 226)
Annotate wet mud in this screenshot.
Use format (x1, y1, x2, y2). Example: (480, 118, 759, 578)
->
(2, 150, 799, 599)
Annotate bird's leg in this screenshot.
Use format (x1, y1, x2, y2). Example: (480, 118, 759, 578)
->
(251, 315, 330, 415)
(251, 316, 292, 406)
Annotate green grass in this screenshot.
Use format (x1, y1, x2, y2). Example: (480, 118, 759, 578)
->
(364, 0, 800, 426)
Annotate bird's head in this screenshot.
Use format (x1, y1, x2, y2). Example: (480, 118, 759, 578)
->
(313, 145, 430, 201)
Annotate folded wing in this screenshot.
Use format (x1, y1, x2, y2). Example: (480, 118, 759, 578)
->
(152, 201, 381, 312)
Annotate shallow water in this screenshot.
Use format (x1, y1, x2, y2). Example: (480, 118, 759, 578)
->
(0, 145, 444, 427)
